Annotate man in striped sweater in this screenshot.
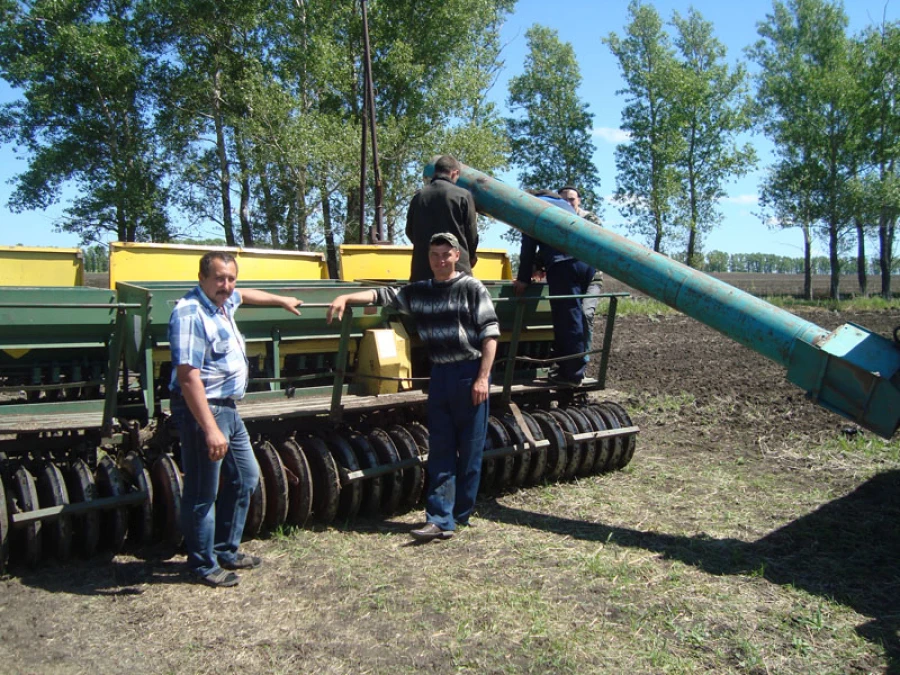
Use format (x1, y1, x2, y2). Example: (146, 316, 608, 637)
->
(327, 233, 499, 542)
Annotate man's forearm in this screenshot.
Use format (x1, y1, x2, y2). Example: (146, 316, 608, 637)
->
(477, 337, 497, 380)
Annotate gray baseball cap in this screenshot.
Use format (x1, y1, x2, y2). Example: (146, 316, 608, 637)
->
(429, 232, 460, 249)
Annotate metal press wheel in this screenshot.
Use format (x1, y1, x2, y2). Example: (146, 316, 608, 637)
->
(0, 475, 9, 573)
(9, 466, 41, 566)
(577, 405, 612, 474)
(242, 472, 266, 541)
(367, 429, 403, 516)
(35, 462, 72, 561)
(150, 455, 183, 549)
(589, 404, 624, 473)
(600, 401, 637, 469)
(499, 414, 531, 489)
(119, 451, 154, 547)
(255, 440, 289, 531)
(547, 409, 582, 481)
(562, 407, 597, 477)
(529, 411, 567, 483)
(95, 455, 128, 553)
(65, 459, 100, 557)
(298, 434, 341, 524)
(275, 438, 313, 527)
(319, 431, 363, 521)
(485, 416, 514, 493)
(387, 424, 425, 510)
(344, 430, 383, 518)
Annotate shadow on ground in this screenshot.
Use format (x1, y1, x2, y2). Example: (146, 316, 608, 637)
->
(482, 469, 900, 673)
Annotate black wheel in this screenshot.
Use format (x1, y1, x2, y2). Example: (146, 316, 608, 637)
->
(298, 435, 341, 524)
(548, 409, 581, 481)
(255, 440, 289, 531)
(518, 411, 547, 485)
(35, 462, 72, 561)
(320, 431, 363, 521)
(345, 430, 383, 518)
(9, 466, 41, 566)
(387, 424, 425, 511)
(578, 406, 611, 474)
(65, 459, 100, 557)
(242, 474, 266, 541)
(150, 455, 183, 549)
(600, 401, 637, 469)
(119, 452, 154, 547)
(500, 414, 532, 488)
(367, 429, 404, 515)
(529, 411, 567, 483)
(275, 438, 313, 527)
(405, 421, 430, 454)
(0, 476, 8, 573)
(563, 407, 597, 477)
(95, 455, 127, 553)
(589, 404, 623, 472)
(486, 416, 514, 493)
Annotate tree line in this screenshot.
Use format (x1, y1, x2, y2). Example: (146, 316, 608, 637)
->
(1, 0, 898, 299)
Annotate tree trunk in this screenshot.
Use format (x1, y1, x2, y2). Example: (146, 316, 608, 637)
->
(258, 169, 280, 248)
(213, 69, 236, 247)
(855, 217, 866, 297)
(803, 223, 812, 301)
(321, 186, 339, 279)
(828, 223, 841, 300)
(879, 213, 895, 299)
(234, 133, 254, 247)
(345, 188, 362, 245)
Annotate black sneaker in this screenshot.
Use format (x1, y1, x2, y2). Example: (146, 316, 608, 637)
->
(199, 569, 240, 588)
(548, 373, 583, 388)
(220, 553, 262, 570)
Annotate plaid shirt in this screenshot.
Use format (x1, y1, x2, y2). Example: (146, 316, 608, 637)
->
(168, 286, 248, 400)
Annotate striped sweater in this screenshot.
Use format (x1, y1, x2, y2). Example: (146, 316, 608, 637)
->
(374, 274, 500, 364)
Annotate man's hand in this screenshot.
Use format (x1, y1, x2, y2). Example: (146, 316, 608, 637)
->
(512, 280, 529, 297)
(279, 296, 303, 316)
(326, 296, 348, 324)
(472, 375, 490, 406)
(205, 427, 229, 461)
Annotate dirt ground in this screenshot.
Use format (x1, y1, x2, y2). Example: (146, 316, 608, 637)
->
(1, 302, 898, 674)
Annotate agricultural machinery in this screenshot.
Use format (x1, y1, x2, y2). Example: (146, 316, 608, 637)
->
(0, 237, 636, 571)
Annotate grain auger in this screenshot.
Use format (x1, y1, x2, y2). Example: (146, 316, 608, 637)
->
(435, 162, 900, 440)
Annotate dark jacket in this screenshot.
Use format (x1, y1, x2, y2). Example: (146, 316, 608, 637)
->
(406, 176, 478, 282)
(515, 195, 578, 284)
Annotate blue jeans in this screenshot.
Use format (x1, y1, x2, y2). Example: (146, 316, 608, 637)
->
(173, 400, 260, 578)
(425, 360, 489, 531)
(547, 260, 596, 381)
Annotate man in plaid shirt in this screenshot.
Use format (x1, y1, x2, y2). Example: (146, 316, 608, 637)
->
(168, 251, 302, 587)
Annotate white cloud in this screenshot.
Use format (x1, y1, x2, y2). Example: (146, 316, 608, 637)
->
(721, 194, 758, 205)
(592, 127, 631, 144)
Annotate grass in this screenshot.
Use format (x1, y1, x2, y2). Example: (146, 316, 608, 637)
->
(609, 291, 897, 317)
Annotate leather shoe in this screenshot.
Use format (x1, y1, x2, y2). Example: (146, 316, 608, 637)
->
(220, 553, 262, 570)
(410, 522, 453, 542)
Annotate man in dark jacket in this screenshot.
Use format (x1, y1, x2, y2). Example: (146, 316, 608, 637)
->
(406, 155, 478, 282)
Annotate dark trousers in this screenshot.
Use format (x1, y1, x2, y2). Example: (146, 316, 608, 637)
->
(547, 259, 596, 381)
(425, 360, 489, 530)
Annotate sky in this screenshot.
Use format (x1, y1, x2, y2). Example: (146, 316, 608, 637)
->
(1, 0, 898, 257)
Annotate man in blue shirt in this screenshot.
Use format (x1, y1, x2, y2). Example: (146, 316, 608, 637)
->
(514, 190, 597, 387)
(168, 251, 303, 587)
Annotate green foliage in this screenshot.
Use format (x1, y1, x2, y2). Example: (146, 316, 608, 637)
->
(606, 2, 683, 253)
(506, 24, 600, 209)
(0, 0, 513, 250)
(0, 0, 172, 245)
(606, 2, 755, 260)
